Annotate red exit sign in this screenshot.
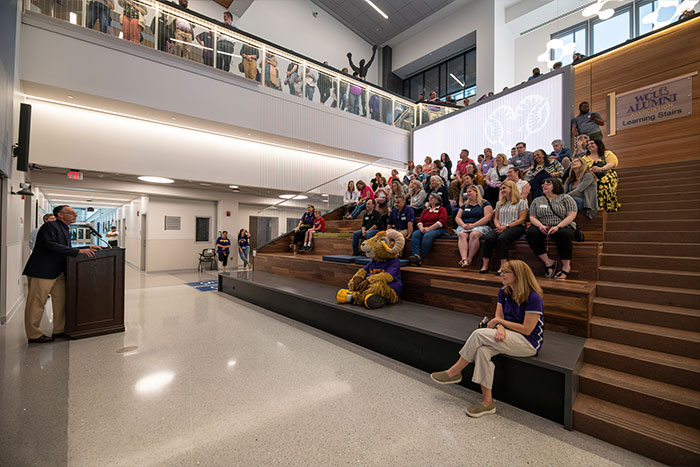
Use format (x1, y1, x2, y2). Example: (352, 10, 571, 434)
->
(67, 170, 83, 180)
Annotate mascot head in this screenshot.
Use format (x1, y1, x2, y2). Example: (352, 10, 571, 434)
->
(360, 229, 405, 260)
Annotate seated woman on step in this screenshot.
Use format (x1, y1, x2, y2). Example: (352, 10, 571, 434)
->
(409, 193, 447, 266)
(526, 178, 578, 280)
(349, 180, 375, 219)
(430, 259, 544, 418)
(300, 210, 326, 252)
(480, 181, 529, 275)
(455, 185, 493, 268)
(290, 204, 315, 254)
(564, 157, 598, 219)
(582, 138, 620, 213)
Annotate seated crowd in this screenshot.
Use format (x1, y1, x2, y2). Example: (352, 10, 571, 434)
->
(331, 132, 620, 280)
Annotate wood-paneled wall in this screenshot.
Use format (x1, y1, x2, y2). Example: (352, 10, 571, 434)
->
(574, 17, 700, 168)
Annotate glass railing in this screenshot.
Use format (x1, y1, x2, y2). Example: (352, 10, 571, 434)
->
(22, 0, 453, 130)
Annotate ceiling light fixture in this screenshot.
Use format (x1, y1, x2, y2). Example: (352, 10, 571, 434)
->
(450, 73, 465, 87)
(138, 176, 175, 184)
(582, 0, 618, 20)
(229, 185, 239, 189)
(364, 0, 388, 19)
(279, 194, 308, 200)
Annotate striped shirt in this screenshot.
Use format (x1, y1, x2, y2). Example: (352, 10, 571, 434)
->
(496, 199, 528, 225)
(530, 194, 577, 229)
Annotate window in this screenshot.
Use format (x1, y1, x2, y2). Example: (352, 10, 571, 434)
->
(403, 48, 476, 101)
(637, 0, 687, 36)
(592, 7, 632, 54)
(551, 25, 587, 65)
(195, 217, 210, 242)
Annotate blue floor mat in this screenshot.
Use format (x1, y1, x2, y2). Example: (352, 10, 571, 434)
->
(186, 280, 218, 292)
(195, 285, 218, 292)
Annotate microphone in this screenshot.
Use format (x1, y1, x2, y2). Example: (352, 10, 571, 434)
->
(86, 225, 103, 238)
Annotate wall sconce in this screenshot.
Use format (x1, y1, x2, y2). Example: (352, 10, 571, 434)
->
(582, 0, 620, 20)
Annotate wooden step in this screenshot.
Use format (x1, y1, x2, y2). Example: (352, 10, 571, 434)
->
(617, 160, 700, 176)
(301, 237, 353, 255)
(605, 231, 700, 243)
(254, 253, 595, 337)
(620, 175, 700, 189)
(620, 169, 700, 183)
(573, 394, 700, 466)
(584, 338, 700, 390)
(324, 219, 363, 233)
(620, 199, 700, 211)
(603, 241, 700, 257)
(617, 183, 700, 197)
(578, 364, 700, 428)
(590, 316, 700, 358)
(600, 253, 700, 272)
(597, 281, 700, 309)
(599, 265, 700, 291)
(609, 209, 700, 221)
(619, 190, 700, 203)
(606, 219, 700, 232)
(593, 297, 700, 331)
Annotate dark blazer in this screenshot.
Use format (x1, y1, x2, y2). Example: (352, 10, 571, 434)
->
(23, 221, 79, 279)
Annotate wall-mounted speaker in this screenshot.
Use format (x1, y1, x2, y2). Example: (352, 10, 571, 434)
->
(13, 103, 31, 172)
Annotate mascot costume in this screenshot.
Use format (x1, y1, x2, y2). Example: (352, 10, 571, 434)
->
(336, 229, 404, 309)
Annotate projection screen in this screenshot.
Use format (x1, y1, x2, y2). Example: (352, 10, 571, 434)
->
(413, 72, 569, 162)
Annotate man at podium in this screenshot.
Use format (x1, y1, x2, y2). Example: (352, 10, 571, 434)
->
(22, 205, 101, 343)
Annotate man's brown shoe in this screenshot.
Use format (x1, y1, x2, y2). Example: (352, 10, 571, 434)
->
(28, 335, 54, 344)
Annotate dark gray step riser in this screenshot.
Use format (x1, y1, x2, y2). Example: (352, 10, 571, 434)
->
(600, 255, 700, 272)
(606, 221, 700, 232)
(578, 376, 700, 428)
(597, 284, 700, 309)
(599, 268, 700, 289)
(610, 210, 700, 221)
(573, 411, 700, 466)
(621, 200, 700, 212)
(583, 347, 700, 390)
(605, 232, 700, 243)
(603, 243, 700, 257)
(619, 192, 700, 202)
(593, 301, 700, 331)
(590, 323, 700, 358)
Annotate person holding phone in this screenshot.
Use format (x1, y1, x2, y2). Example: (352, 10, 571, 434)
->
(571, 101, 605, 141)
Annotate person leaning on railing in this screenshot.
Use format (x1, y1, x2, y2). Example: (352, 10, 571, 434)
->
(430, 259, 544, 418)
(480, 181, 529, 275)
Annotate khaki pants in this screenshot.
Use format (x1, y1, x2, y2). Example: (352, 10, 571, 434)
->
(174, 29, 193, 60)
(24, 274, 66, 339)
(243, 57, 257, 80)
(459, 328, 536, 389)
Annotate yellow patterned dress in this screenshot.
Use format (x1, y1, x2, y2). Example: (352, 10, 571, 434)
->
(582, 150, 620, 212)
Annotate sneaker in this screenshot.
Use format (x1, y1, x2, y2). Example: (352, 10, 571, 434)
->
(465, 401, 496, 418)
(430, 371, 462, 385)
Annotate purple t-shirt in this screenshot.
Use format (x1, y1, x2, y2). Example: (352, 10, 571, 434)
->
(497, 289, 544, 353)
(364, 258, 402, 296)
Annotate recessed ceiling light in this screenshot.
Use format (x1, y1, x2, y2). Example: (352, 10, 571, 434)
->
(171, 117, 176, 120)
(279, 194, 308, 200)
(200, 183, 211, 186)
(364, 0, 388, 19)
(247, 133, 251, 136)
(229, 185, 239, 189)
(67, 95, 74, 99)
(138, 176, 174, 184)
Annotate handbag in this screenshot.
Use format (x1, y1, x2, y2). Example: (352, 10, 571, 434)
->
(545, 197, 585, 242)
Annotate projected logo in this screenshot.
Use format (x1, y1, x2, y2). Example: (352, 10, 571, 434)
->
(484, 95, 550, 153)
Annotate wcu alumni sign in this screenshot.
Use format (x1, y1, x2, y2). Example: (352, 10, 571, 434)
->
(613, 73, 694, 131)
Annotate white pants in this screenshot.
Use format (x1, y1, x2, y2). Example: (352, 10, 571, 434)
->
(459, 328, 537, 389)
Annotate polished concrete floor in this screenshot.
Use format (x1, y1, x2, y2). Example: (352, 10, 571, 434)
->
(0, 267, 662, 467)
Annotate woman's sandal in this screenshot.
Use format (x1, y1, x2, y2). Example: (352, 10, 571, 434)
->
(479, 269, 489, 274)
(459, 259, 469, 268)
(554, 270, 570, 280)
(494, 270, 502, 276)
(545, 260, 558, 278)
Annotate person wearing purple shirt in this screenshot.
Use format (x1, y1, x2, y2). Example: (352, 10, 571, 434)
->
(430, 260, 544, 418)
(363, 258, 402, 297)
(290, 204, 315, 254)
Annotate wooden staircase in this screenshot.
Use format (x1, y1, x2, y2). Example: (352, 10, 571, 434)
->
(573, 160, 700, 465)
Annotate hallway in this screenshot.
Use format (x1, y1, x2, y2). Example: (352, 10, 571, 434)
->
(0, 268, 661, 466)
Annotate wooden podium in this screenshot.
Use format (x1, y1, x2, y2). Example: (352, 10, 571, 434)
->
(65, 248, 125, 339)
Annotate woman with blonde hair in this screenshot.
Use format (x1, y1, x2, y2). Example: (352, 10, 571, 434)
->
(484, 153, 512, 206)
(565, 157, 598, 219)
(430, 259, 544, 418)
(388, 179, 406, 210)
(408, 180, 427, 218)
(480, 147, 494, 175)
(455, 185, 493, 267)
(573, 134, 590, 158)
(480, 181, 529, 275)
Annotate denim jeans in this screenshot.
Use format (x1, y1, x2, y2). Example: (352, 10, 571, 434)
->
(348, 93, 360, 115)
(87, 2, 111, 33)
(350, 202, 366, 219)
(305, 84, 315, 101)
(352, 229, 379, 256)
(287, 72, 298, 95)
(239, 246, 250, 267)
(572, 196, 584, 211)
(411, 228, 447, 258)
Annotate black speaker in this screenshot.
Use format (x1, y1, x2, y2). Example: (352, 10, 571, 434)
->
(14, 103, 31, 172)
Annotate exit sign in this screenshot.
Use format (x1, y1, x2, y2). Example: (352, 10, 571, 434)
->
(67, 170, 83, 180)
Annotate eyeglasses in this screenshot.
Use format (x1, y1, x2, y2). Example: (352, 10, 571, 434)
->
(543, 180, 553, 185)
(501, 270, 514, 275)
